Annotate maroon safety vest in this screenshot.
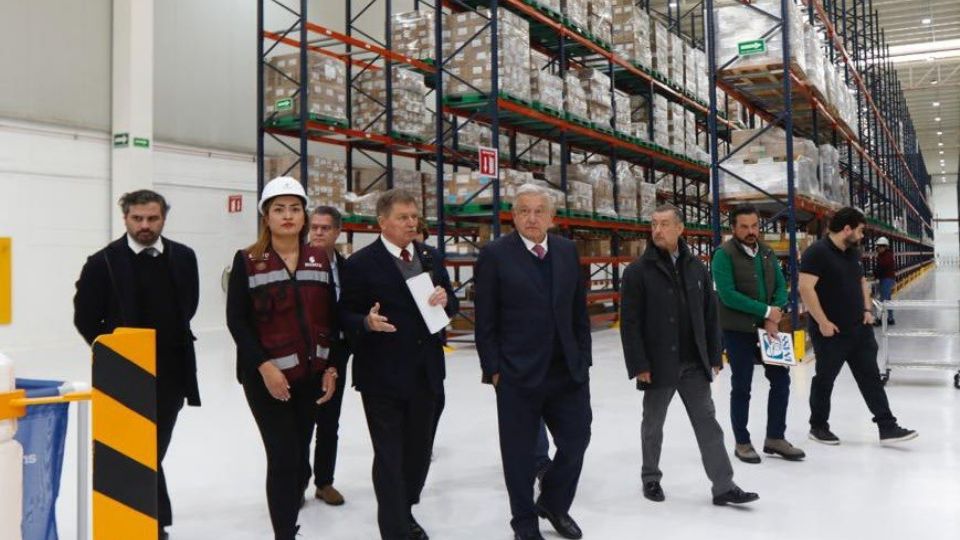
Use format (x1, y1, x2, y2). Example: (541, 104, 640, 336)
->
(243, 245, 334, 383)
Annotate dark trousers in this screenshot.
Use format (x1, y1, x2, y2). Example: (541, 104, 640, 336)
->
(496, 368, 591, 535)
(641, 363, 735, 496)
(809, 325, 897, 430)
(244, 373, 321, 540)
(157, 385, 185, 528)
(535, 421, 551, 470)
(361, 370, 439, 540)
(313, 345, 349, 488)
(724, 330, 791, 444)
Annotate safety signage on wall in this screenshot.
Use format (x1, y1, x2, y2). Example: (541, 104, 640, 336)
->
(478, 146, 499, 178)
(228, 195, 243, 213)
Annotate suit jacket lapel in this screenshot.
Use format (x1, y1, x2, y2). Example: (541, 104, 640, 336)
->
(510, 232, 546, 295)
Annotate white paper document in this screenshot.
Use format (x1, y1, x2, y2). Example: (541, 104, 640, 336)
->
(406, 272, 451, 334)
(757, 330, 798, 367)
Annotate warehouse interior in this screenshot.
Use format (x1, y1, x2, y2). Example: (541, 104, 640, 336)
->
(1, 0, 958, 539)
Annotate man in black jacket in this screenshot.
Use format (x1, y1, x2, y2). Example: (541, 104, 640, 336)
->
(339, 188, 458, 540)
(619, 204, 756, 507)
(308, 205, 351, 506)
(73, 190, 200, 539)
(475, 184, 592, 540)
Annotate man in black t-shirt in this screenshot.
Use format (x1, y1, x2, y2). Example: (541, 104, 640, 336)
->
(798, 207, 916, 446)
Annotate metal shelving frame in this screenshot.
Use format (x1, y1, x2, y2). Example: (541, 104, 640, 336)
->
(705, 0, 935, 328)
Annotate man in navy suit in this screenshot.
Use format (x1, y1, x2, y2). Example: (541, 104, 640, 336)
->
(339, 188, 458, 540)
(475, 184, 592, 540)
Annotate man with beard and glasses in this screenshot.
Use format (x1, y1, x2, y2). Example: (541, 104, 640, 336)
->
(799, 207, 917, 446)
(74, 190, 200, 539)
(712, 204, 805, 464)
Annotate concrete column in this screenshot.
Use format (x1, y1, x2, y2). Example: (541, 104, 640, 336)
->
(111, 0, 154, 238)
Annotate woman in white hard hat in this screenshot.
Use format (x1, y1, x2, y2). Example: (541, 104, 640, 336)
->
(226, 176, 339, 540)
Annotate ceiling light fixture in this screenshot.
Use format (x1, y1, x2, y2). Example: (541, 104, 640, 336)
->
(939, 142, 944, 146)
(922, 18, 932, 25)
(933, 102, 940, 107)
(936, 117, 942, 122)
(931, 80, 938, 85)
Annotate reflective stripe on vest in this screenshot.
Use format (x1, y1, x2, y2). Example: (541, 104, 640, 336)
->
(249, 269, 289, 289)
(316, 345, 330, 360)
(296, 270, 330, 284)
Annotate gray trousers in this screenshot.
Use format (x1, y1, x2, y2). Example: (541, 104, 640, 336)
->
(641, 363, 736, 496)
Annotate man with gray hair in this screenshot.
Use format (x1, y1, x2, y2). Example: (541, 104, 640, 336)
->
(476, 183, 592, 540)
(619, 204, 758, 507)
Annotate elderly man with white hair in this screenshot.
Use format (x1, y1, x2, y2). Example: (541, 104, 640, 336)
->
(475, 183, 593, 540)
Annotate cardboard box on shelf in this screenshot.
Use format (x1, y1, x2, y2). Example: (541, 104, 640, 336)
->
(391, 10, 444, 61)
(588, 0, 613, 44)
(530, 51, 565, 112)
(612, 1, 651, 68)
(353, 67, 430, 139)
(564, 72, 590, 120)
(563, 0, 589, 30)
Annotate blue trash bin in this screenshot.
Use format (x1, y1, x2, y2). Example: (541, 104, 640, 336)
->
(14, 378, 69, 540)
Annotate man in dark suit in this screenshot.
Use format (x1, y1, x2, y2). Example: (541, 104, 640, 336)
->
(73, 190, 200, 539)
(619, 204, 756, 507)
(339, 188, 458, 540)
(308, 205, 350, 506)
(475, 183, 592, 540)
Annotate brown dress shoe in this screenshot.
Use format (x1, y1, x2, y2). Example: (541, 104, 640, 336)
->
(763, 438, 806, 461)
(315, 484, 345, 506)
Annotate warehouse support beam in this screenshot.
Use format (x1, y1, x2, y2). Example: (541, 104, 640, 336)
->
(111, 0, 155, 237)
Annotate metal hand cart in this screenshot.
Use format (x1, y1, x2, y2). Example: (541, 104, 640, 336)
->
(877, 300, 960, 389)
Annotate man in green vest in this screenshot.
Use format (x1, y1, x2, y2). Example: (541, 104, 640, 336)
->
(712, 204, 805, 464)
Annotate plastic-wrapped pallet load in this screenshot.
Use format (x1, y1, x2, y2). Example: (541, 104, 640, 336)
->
(669, 33, 685, 87)
(444, 171, 494, 205)
(616, 162, 639, 219)
(818, 144, 849, 207)
(720, 128, 821, 200)
(565, 72, 590, 121)
(668, 102, 685, 155)
(563, 0, 590, 30)
(586, 164, 617, 217)
(692, 48, 710, 104)
(264, 52, 347, 124)
(651, 20, 670, 77)
(613, 90, 630, 132)
(422, 171, 439, 220)
(612, 1, 651, 68)
(444, 9, 530, 102)
(391, 10, 443, 61)
(354, 67, 429, 139)
(630, 95, 651, 140)
(804, 24, 827, 98)
(345, 192, 380, 216)
(531, 179, 568, 210)
(653, 95, 670, 149)
(530, 50, 565, 112)
(715, 0, 806, 74)
(353, 167, 389, 196)
(588, 0, 613, 45)
(578, 69, 613, 126)
(684, 110, 699, 159)
(546, 164, 594, 213)
(638, 181, 658, 220)
(393, 169, 426, 208)
(516, 133, 551, 164)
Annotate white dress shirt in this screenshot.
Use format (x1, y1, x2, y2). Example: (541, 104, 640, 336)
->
(380, 234, 414, 260)
(127, 234, 164, 256)
(520, 234, 548, 257)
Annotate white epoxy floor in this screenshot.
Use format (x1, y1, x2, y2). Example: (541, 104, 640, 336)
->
(51, 267, 960, 539)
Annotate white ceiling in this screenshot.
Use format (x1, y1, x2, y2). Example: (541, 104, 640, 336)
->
(873, 0, 960, 187)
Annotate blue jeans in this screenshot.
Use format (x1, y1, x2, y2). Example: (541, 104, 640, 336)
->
(879, 278, 895, 321)
(724, 330, 791, 444)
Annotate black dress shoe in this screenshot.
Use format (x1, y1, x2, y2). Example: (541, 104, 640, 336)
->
(643, 481, 665, 502)
(408, 516, 429, 540)
(534, 501, 582, 540)
(159, 528, 169, 540)
(713, 487, 759, 506)
(515, 531, 546, 540)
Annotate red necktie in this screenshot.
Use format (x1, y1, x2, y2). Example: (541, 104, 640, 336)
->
(532, 245, 546, 260)
(400, 248, 412, 262)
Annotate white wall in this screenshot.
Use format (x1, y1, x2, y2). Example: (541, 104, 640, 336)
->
(0, 121, 258, 381)
(932, 182, 959, 260)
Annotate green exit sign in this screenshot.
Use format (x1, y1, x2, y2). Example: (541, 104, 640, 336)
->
(133, 137, 150, 148)
(275, 98, 294, 112)
(738, 40, 767, 56)
(113, 133, 129, 148)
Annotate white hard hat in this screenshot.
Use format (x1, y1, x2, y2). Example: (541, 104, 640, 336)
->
(259, 176, 308, 215)
(876, 237, 890, 246)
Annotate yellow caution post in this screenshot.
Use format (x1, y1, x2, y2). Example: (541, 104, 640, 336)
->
(92, 328, 158, 540)
(794, 329, 806, 361)
(0, 237, 11, 324)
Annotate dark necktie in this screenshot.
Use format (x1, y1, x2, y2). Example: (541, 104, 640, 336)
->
(144, 247, 160, 258)
(400, 248, 411, 262)
(532, 245, 546, 260)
